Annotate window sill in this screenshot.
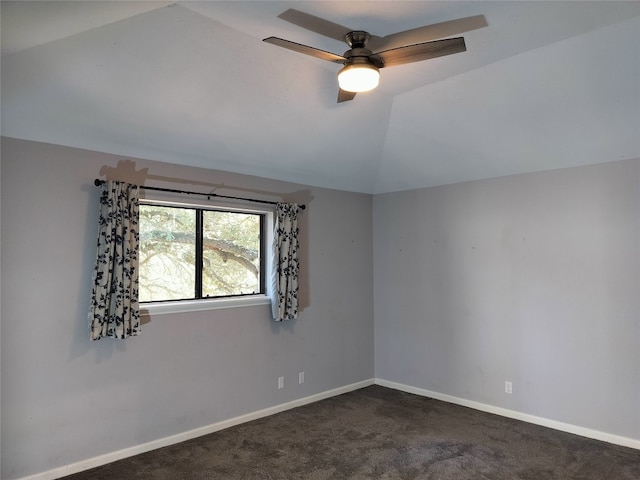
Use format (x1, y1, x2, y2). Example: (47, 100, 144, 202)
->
(140, 295, 271, 316)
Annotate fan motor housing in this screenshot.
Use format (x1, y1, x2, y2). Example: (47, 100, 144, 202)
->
(345, 31, 371, 48)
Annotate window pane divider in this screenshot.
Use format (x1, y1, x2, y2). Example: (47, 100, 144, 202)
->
(195, 209, 203, 299)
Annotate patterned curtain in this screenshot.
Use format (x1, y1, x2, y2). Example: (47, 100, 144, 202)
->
(271, 203, 300, 321)
(89, 180, 141, 340)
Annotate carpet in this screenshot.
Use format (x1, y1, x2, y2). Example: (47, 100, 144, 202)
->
(61, 385, 640, 479)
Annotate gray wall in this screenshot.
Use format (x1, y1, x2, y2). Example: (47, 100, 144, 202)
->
(0, 137, 374, 479)
(373, 159, 640, 440)
(2, 136, 639, 479)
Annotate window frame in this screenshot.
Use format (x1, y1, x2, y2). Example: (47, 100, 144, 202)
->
(138, 193, 274, 316)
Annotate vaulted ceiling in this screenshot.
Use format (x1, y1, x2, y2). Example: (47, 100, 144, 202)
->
(2, 1, 639, 193)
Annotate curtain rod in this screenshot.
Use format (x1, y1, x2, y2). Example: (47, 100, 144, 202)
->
(94, 179, 305, 209)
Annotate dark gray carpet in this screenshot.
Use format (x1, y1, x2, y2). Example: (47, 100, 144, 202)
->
(62, 385, 640, 479)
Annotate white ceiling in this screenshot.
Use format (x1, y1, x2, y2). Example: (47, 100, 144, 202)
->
(2, 1, 639, 194)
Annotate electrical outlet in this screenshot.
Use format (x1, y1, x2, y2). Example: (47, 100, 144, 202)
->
(505, 381, 513, 394)
(278, 376, 284, 389)
(299, 372, 305, 384)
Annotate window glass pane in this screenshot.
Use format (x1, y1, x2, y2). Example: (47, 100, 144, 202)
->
(202, 210, 261, 297)
(139, 205, 196, 302)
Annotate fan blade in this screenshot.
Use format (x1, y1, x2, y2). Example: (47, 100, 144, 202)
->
(337, 89, 357, 103)
(263, 37, 346, 63)
(278, 9, 354, 43)
(369, 15, 487, 52)
(377, 37, 466, 68)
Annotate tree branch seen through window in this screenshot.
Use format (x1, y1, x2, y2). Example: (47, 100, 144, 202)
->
(139, 204, 264, 302)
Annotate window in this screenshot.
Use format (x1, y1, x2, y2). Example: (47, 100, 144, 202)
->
(139, 201, 268, 308)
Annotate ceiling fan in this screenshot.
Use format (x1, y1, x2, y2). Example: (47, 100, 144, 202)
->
(263, 9, 487, 103)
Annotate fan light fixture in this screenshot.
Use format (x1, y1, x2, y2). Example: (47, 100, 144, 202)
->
(338, 63, 380, 93)
(263, 8, 480, 102)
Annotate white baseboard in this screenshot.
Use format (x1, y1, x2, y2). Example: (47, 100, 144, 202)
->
(375, 378, 640, 450)
(18, 378, 375, 480)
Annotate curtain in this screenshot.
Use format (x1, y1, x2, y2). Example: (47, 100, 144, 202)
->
(89, 180, 141, 340)
(271, 203, 300, 321)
